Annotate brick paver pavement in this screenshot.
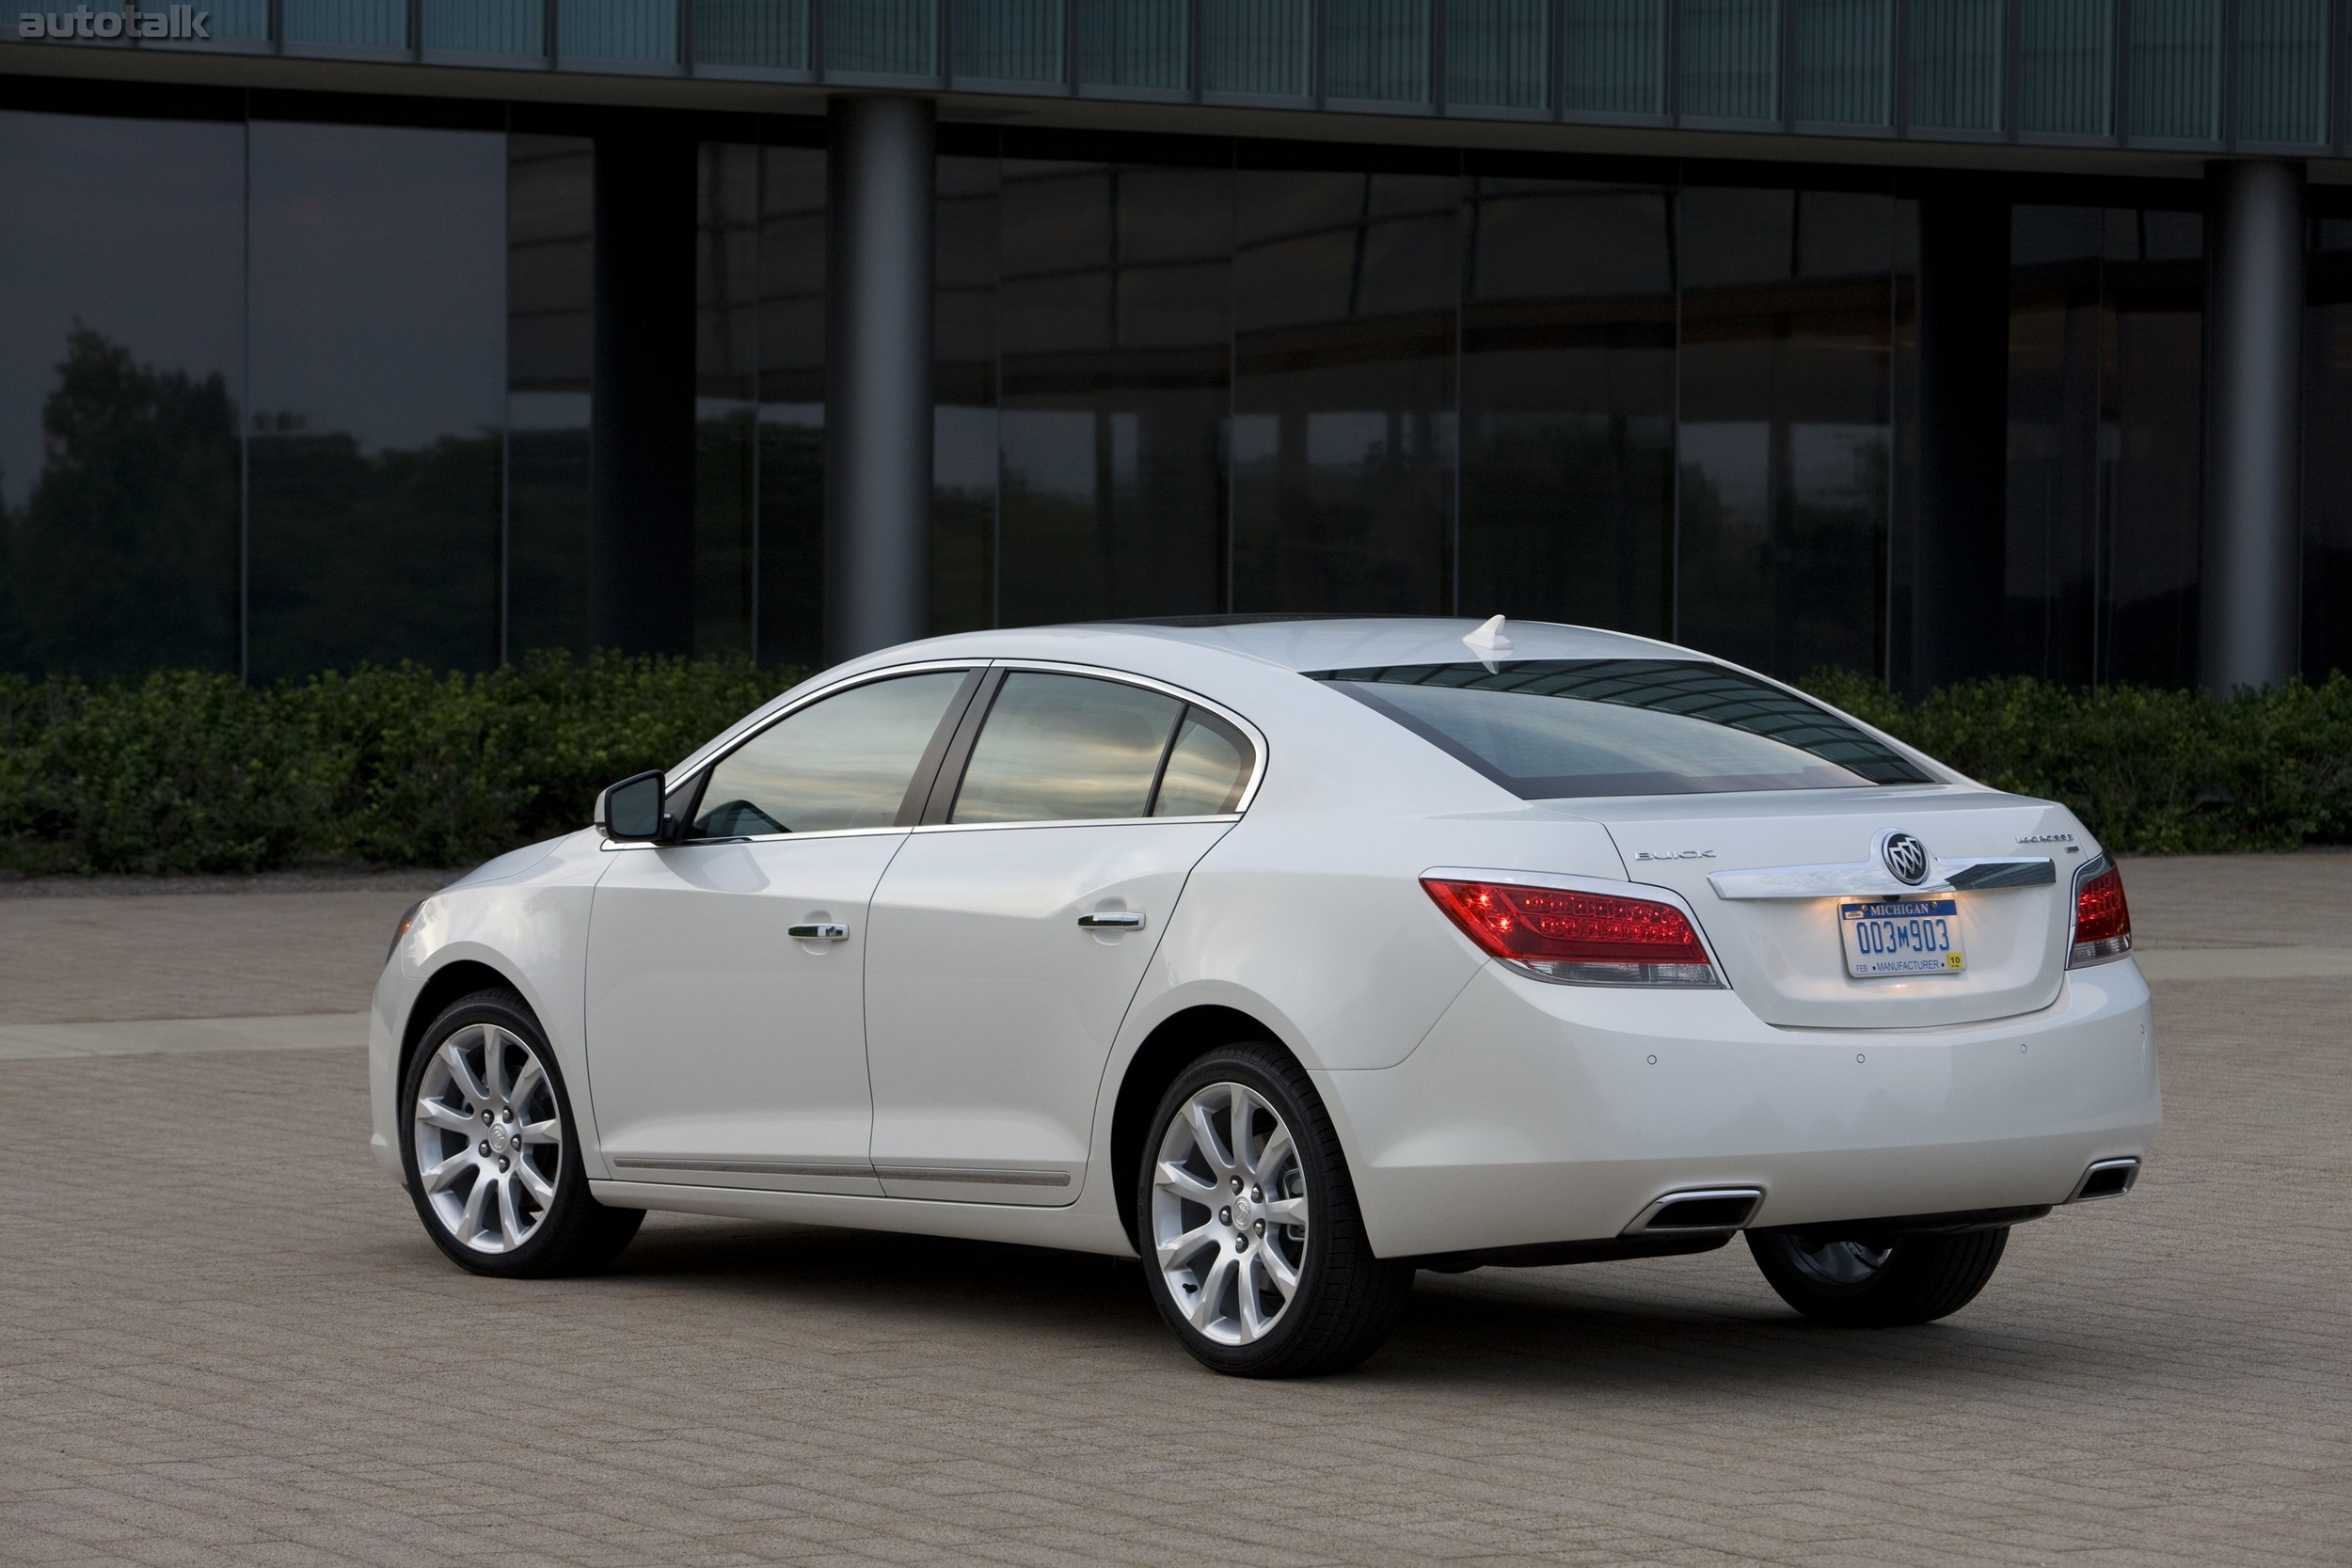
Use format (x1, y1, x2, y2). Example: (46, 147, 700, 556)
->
(1, 857, 2346, 1565)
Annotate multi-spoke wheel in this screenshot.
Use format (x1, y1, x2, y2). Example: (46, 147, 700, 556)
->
(1747, 1225, 2010, 1328)
(1151, 1080, 1311, 1346)
(400, 988, 642, 1278)
(412, 1022, 563, 1254)
(1136, 1042, 1412, 1377)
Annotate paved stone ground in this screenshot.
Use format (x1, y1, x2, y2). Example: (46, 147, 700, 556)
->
(2, 857, 2347, 1566)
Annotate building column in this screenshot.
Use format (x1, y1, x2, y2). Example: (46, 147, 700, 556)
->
(1912, 179, 2012, 695)
(824, 96, 935, 663)
(2201, 159, 2305, 694)
(589, 122, 697, 656)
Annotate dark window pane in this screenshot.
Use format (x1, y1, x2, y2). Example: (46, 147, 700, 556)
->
(697, 142, 759, 658)
(508, 133, 595, 660)
(758, 143, 829, 667)
(0, 111, 244, 678)
(1152, 711, 1250, 814)
(1311, 658, 1929, 796)
(998, 162, 1231, 624)
(1677, 187, 1894, 679)
(1460, 180, 1674, 639)
(935, 153, 1001, 635)
(694, 671, 968, 835)
(2307, 221, 2352, 680)
(246, 120, 505, 678)
(953, 672, 1184, 821)
(1232, 170, 1457, 615)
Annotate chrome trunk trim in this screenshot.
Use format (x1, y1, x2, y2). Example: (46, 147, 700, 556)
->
(1707, 857, 2054, 900)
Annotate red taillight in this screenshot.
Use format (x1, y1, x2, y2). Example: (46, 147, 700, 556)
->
(1422, 879, 1719, 988)
(2070, 859, 2133, 967)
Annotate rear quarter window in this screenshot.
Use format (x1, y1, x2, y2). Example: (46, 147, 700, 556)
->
(1309, 659, 1929, 799)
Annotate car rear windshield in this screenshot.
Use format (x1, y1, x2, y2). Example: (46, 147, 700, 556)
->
(1308, 659, 1931, 798)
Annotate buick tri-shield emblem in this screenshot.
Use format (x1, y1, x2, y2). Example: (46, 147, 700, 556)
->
(1881, 832, 1931, 885)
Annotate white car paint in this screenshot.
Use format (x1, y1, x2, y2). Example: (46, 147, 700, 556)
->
(369, 616, 2162, 1265)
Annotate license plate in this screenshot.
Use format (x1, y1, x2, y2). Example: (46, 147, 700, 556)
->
(1839, 898, 1965, 978)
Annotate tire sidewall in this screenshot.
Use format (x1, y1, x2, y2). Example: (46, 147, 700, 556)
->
(399, 989, 594, 1278)
(1135, 1043, 1347, 1374)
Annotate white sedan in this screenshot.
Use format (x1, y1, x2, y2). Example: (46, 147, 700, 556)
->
(371, 616, 2159, 1376)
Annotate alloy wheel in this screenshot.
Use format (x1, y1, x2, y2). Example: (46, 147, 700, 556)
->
(411, 1023, 563, 1254)
(1150, 1081, 1310, 1345)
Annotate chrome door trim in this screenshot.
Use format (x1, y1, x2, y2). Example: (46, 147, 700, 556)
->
(1708, 857, 2055, 901)
(610, 1155, 876, 1179)
(609, 1155, 1074, 1189)
(1075, 911, 1147, 929)
(871, 1164, 1074, 1188)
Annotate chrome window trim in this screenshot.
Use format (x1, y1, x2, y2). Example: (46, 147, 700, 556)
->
(614, 654, 1264, 847)
(663, 657, 987, 787)
(922, 657, 1269, 828)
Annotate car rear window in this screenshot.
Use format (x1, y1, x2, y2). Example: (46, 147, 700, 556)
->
(1308, 659, 1931, 798)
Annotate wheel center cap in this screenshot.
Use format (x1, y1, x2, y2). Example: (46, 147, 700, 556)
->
(488, 1122, 512, 1155)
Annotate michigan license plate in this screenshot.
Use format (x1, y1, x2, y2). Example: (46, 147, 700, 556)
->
(1839, 898, 1965, 978)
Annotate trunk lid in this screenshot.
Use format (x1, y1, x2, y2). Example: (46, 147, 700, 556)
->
(1586, 786, 2086, 1028)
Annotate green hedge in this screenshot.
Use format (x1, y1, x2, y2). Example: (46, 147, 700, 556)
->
(3, 657, 2346, 875)
(0, 653, 791, 876)
(1799, 671, 2352, 854)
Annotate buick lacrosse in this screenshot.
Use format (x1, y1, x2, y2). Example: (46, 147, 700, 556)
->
(372, 615, 2159, 1376)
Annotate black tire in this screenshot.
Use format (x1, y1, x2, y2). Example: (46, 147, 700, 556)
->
(399, 987, 643, 1279)
(1747, 1226, 2009, 1327)
(1136, 1041, 1414, 1377)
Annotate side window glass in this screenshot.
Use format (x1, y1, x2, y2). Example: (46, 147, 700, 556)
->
(951, 673, 1184, 825)
(1152, 711, 1252, 816)
(691, 672, 967, 837)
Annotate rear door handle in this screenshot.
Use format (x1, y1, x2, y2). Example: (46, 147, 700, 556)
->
(1076, 911, 1146, 930)
(787, 922, 850, 942)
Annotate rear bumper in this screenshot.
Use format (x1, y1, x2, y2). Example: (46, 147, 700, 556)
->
(1318, 958, 2161, 1259)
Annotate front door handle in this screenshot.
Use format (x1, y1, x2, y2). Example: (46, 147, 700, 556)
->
(787, 922, 850, 942)
(1076, 911, 1146, 930)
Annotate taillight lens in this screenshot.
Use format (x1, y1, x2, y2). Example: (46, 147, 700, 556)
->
(1422, 879, 1720, 988)
(2069, 857, 2132, 967)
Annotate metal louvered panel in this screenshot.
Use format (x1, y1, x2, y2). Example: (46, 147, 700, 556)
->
(1564, 0, 1668, 112)
(957, 0, 1067, 78)
(2019, 0, 2113, 134)
(1796, 0, 1891, 124)
(1327, 0, 1432, 101)
(1447, 0, 1549, 107)
(1908, 0, 2002, 129)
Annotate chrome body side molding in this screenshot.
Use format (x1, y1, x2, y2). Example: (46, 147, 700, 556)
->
(612, 1155, 1073, 1189)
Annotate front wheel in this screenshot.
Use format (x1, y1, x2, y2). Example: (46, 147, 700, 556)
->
(1747, 1226, 2009, 1327)
(1136, 1042, 1413, 1377)
(401, 988, 643, 1278)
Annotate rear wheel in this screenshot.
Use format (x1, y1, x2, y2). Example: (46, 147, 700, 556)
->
(1747, 1226, 2009, 1327)
(1136, 1042, 1413, 1377)
(401, 988, 643, 1278)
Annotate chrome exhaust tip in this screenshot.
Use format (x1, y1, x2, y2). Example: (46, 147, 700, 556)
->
(1624, 1187, 1765, 1235)
(2067, 1157, 2141, 1202)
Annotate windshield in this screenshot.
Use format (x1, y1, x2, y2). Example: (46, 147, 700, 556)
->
(1310, 659, 1931, 798)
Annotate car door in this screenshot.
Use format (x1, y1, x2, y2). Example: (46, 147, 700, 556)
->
(863, 666, 1260, 1204)
(584, 667, 981, 1196)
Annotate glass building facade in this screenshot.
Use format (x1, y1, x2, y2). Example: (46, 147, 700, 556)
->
(0, 23, 2344, 689)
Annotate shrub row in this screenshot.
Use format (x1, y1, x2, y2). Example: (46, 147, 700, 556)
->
(2, 657, 2345, 876)
(0, 653, 791, 875)
(1800, 670, 2352, 854)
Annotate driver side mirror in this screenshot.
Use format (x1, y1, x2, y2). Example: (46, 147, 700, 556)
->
(596, 769, 673, 843)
